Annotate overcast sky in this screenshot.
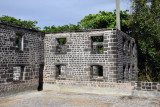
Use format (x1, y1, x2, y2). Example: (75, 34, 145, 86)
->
(0, 0, 131, 29)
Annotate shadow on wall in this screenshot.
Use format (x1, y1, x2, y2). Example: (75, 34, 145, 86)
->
(38, 64, 44, 91)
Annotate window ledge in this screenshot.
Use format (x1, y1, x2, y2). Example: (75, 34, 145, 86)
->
(15, 50, 24, 53)
(55, 52, 67, 54)
(91, 52, 104, 54)
(91, 77, 104, 81)
(56, 77, 66, 80)
(13, 81, 25, 84)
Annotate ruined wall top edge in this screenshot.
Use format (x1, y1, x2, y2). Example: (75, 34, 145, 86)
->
(45, 29, 135, 40)
(45, 28, 118, 34)
(0, 23, 45, 35)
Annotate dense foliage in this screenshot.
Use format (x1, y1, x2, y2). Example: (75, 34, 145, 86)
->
(0, 15, 40, 30)
(78, 10, 130, 33)
(129, 0, 160, 82)
(43, 10, 130, 33)
(43, 24, 81, 33)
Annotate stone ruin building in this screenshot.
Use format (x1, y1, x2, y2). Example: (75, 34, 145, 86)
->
(0, 22, 159, 97)
(44, 29, 137, 83)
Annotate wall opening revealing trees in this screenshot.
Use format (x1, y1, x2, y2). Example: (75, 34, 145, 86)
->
(0, 23, 160, 97)
(56, 38, 67, 54)
(91, 36, 104, 54)
(15, 34, 24, 51)
(56, 64, 66, 80)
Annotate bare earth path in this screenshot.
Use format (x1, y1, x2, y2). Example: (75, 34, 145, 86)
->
(0, 90, 160, 107)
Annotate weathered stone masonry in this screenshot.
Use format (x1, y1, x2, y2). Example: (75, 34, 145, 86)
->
(0, 23, 159, 97)
(0, 23, 44, 96)
(43, 29, 160, 92)
(43, 29, 137, 83)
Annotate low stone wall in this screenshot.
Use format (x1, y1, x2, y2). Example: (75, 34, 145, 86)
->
(134, 82, 160, 91)
(0, 79, 38, 97)
(45, 80, 160, 92)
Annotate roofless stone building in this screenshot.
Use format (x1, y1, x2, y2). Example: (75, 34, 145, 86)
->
(1, 23, 159, 97)
(43, 29, 137, 83)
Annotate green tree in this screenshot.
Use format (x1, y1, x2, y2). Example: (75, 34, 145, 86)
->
(43, 25, 57, 32)
(43, 10, 130, 33)
(78, 10, 130, 33)
(0, 15, 40, 30)
(43, 24, 81, 33)
(129, 0, 160, 82)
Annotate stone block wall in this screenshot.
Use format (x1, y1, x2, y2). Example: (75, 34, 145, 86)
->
(43, 29, 137, 83)
(134, 82, 160, 91)
(1, 22, 159, 96)
(116, 30, 138, 82)
(0, 23, 158, 95)
(46, 80, 160, 92)
(0, 23, 44, 96)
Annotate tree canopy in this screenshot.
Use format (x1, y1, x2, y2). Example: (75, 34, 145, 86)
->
(78, 10, 130, 33)
(0, 15, 40, 30)
(43, 10, 130, 33)
(43, 24, 81, 33)
(129, 0, 160, 82)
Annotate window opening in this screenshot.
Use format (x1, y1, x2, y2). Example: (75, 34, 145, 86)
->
(57, 38, 66, 45)
(128, 41, 131, 55)
(122, 65, 125, 80)
(56, 65, 66, 78)
(98, 45, 104, 53)
(13, 66, 24, 81)
(91, 36, 103, 42)
(91, 36, 104, 54)
(91, 65, 103, 78)
(16, 34, 23, 51)
(56, 65, 61, 76)
(56, 38, 67, 54)
(128, 65, 131, 80)
(132, 42, 135, 57)
(123, 38, 126, 55)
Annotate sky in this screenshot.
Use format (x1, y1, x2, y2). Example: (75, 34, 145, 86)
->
(0, 0, 131, 29)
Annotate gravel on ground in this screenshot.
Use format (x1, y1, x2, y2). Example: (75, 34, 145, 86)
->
(0, 90, 160, 107)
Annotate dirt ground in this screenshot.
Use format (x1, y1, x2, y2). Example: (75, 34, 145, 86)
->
(0, 90, 160, 107)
